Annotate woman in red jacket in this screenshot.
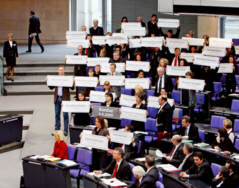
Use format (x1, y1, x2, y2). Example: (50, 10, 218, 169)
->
(52, 130, 68, 159)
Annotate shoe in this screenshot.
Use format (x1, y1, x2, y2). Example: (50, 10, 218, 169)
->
(26, 50, 31, 53)
(41, 48, 44, 53)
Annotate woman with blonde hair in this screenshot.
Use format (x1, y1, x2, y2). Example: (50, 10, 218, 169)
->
(51, 130, 68, 159)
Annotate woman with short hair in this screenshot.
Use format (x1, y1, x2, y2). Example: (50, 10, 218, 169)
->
(51, 130, 68, 159)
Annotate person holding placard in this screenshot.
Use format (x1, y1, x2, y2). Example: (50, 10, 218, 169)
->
(133, 85, 146, 103)
(159, 26, 181, 39)
(137, 16, 146, 28)
(110, 51, 122, 63)
(147, 14, 159, 36)
(48, 66, 74, 136)
(85, 34, 97, 57)
(170, 48, 181, 67)
(115, 16, 128, 33)
(73, 45, 86, 77)
(103, 81, 113, 94)
(107, 63, 122, 98)
(89, 19, 104, 36)
(225, 55, 236, 95)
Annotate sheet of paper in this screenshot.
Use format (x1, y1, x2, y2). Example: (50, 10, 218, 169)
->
(92, 36, 107, 45)
(106, 36, 128, 46)
(109, 130, 133, 145)
(123, 27, 146, 37)
(87, 57, 110, 67)
(66, 31, 87, 40)
(217, 63, 233, 73)
(166, 38, 189, 49)
(92, 106, 121, 120)
(178, 77, 205, 91)
(62, 101, 90, 113)
(89, 90, 106, 103)
(141, 37, 164, 48)
(119, 94, 136, 107)
(158, 18, 179, 28)
(166, 65, 190, 76)
(57, 160, 77, 167)
(65, 55, 88, 65)
(100, 63, 125, 73)
(235, 46, 239, 55)
(120, 107, 147, 122)
(126, 61, 150, 72)
(147, 96, 160, 108)
(125, 78, 150, 89)
(202, 46, 226, 57)
(157, 164, 179, 172)
(209, 38, 232, 48)
(129, 39, 142, 48)
(47, 75, 74, 87)
(67, 39, 90, 48)
(180, 53, 201, 63)
(101, 178, 127, 187)
(80, 134, 109, 150)
(121, 22, 141, 30)
(182, 37, 204, 46)
(99, 75, 125, 86)
(75, 76, 98, 87)
(193, 54, 219, 69)
(156, 149, 164, 158)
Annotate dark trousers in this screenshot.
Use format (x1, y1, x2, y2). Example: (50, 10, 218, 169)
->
(55, 97, 69, 134)
(28, 33, 44, 51)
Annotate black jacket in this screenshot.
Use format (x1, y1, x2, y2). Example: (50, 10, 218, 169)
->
(169, 143, 185, 167)
(3, 41, 18, 59)
(103, 159, 131, 181)
(147, 21, 159, 36)
(179, 153, 194, 171)
(154, 75, 173, 96)
(177, 124, 201, 143)
(140, 167, 158, 188)
(186, 160, 214, 185)
(156, 102, 173, 133)
(90, 26, 104, 36)
(29, 16, 41, 34)
(131, 103, 147, 132)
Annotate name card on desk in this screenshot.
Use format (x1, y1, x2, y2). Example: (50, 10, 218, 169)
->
(166, 66, 190, 76)
(129, 39, 142, 48)
(92, 106, 121, 120)
(193, 54, 219, 69)
(178, 78, 205, 91)
(126, 61, 150, 72)
(80, 134, 108, 150)
(209, 38, 232, 48)
(65, 55, 88, 65)
(87, 57, 110, 67)
(99, 75, 125, 86)
(92, 36, 107, 45)
(47, 75, 74, 87)
(100, 63, 125, 73)
(141, 37, 164, 48)
(75, 76, 98, 87)
(202, 46, 226, 57)
(109, 130, 133, 145)
(66, 31, 87, 40)
(89, 91, 106, 103)
(120, 94, 136, 107)
(125, 78, 150, 89)
(120, 107, 147, 122)
(182, 37, 204, 46)
(217, 63, 234, 73)
(67, 39, 90, 48)
(148, 96, 160, 108)
(62, 101, 90, 113)
(166, 38, 188, 49)
(158, 18, 179, 28)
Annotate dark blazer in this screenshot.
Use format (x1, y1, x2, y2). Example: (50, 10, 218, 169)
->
(228, 173, 239, 188)
(156, 102, 173, 133)
(103, 159, 131, 181)
(186, 160, 214, 185)
(147, 21, 159, 36)
(3, 41, 18, 67)
(215, 137, 237, 153)
(169, 143, 185, 167)
(154, 75, 173, 96)
(140, 167, 158, 188)
(92, 127, 109, 137)
(131, 103, 147, 132)
(90, 26, 104, 36)
(29, 15, 41, 34)
(123, 135, 138, 161)
(212, 177, 233, 188)
(179, 153, 194, 171)
(49, 86, 73, 104)
(178, 124, 201, 143)
(73, 99, 91, 126)
(73, 52, 86, 76)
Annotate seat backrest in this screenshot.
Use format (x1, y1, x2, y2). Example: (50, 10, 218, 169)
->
(171, 90, 180, 105)
(236, 75, 239, 87)
(235, 139, 239, 151)
(121, 119, 132, 128)
(95, 86, 104, 91)
(231, 100, 239, 113)
(67, 145, 77, 161)
(147, 107, 158, 119)
(196, 93, 205, 105)
(234, 119, 239, 133)
(173, 108, 183, 122)
(137, 140, 142, 155)
(147, 90, 155, 97)
(129, 163, 135, 182)
(211, 163, 222, 177)
(213, 82, 222, 93)
(210, 115, 226, 129)
(198, 129, 205, 143)
(145, 118, 158, 133)
(121, 88, 132, 95)
(76, 148, 93, 167)
(158, 171, 163, 182)
(156, 181, 164, 188)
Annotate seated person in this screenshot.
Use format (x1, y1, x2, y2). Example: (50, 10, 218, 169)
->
(163, 135, 185, 167)
(214, 128, 237, 153)
(128, 166, 146, 188)
(94, 147, 132, 181)
(212, 166, 231, 188)
(225, 160, 239, 188)
(178, 143, 194, 171)
(179, 152, 214, 185)
(51, 130, 68, 159)
(71, 92, 91, 126)
(223, 119, 235, 144)
(177, 115, 200, 143)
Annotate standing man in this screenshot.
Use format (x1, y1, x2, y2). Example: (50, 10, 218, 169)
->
(89, 19, 104, 36)
(26, 10, 44, 53)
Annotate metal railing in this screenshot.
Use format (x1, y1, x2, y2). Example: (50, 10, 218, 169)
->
(0, 56, 4, 95)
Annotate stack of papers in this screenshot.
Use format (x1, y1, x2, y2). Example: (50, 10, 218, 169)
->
(88, 172, 111, 178)
(157, 164, 180, 172)
(155, 149, 164, 158)
(101, 178, 127, 187)
(194, 143, 210, 148)
(30, 155, 61, 162)
(56, 160, 77, 167)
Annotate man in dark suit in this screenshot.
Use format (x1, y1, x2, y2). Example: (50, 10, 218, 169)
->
(163, 135, 185, 167)
(156, 96, 174, 136)
(212, 166, 231, 188)
(89, 19, 104, 36)
(168, 48, 181, 66)
(178, 115, 200, 143)
(225, 160, 239, 188)
(147, 14, 159, 36)
(100, 147, 132, 181)
(26, 10, 44, 53)
(178, 143, 194, 171)
(154, 67, 173, 96)
(180, 152, 214, 185)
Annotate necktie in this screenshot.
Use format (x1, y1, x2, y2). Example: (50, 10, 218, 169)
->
(169, 146, 175, 157)
(112, 163, 118, 178)
(174, 56, 178, 66)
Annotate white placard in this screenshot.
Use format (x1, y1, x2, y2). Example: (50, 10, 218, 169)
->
(89, 91, 106, 103)
(75, 76, 98, 87)
(123, 27, 146, 37)
(92, 36, 107, 45)
(202, 46, 226, 57)
(99, 75, 125, 86)
(193, 55, 219, 69)
(106, 36, 128, 46)
(120, 107, 147, 122)
(180, 53, 201, 63)
(141, 37, 164, 48)
(65, 55, 88, 65)
(235, 46, 239, 55)
(158, 18, 180, 28)
(47, 75, 74, 87)
(62, 101, 90, 113)
(109, 130, 133, 145)
(217, 63, 233, 73)
(66, 31, 87, 40)
(126, 61, 150, 72)
(147, 96, 160, 108)
(166, 38, 189, 49)
(119, 94, 136, 107)
(209, 38, 232, 48)
(112, 33, 128, 39)
(125, 78, 150, 89)
(182, 37, 204, 46)
(121, 22, 141, 30)
(87, 57, 110, 67)
(129, 39, 142, 48)
(67, 39, 90, 48)
(178, 78, 205, 91)
(100, 63, 125, 73)
(166, 66, 190, 76)
(80, 134, 108, 150)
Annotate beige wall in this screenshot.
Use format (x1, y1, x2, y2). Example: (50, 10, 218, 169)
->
(0, 0, 69, 44)
(197, 16, 219, 38)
